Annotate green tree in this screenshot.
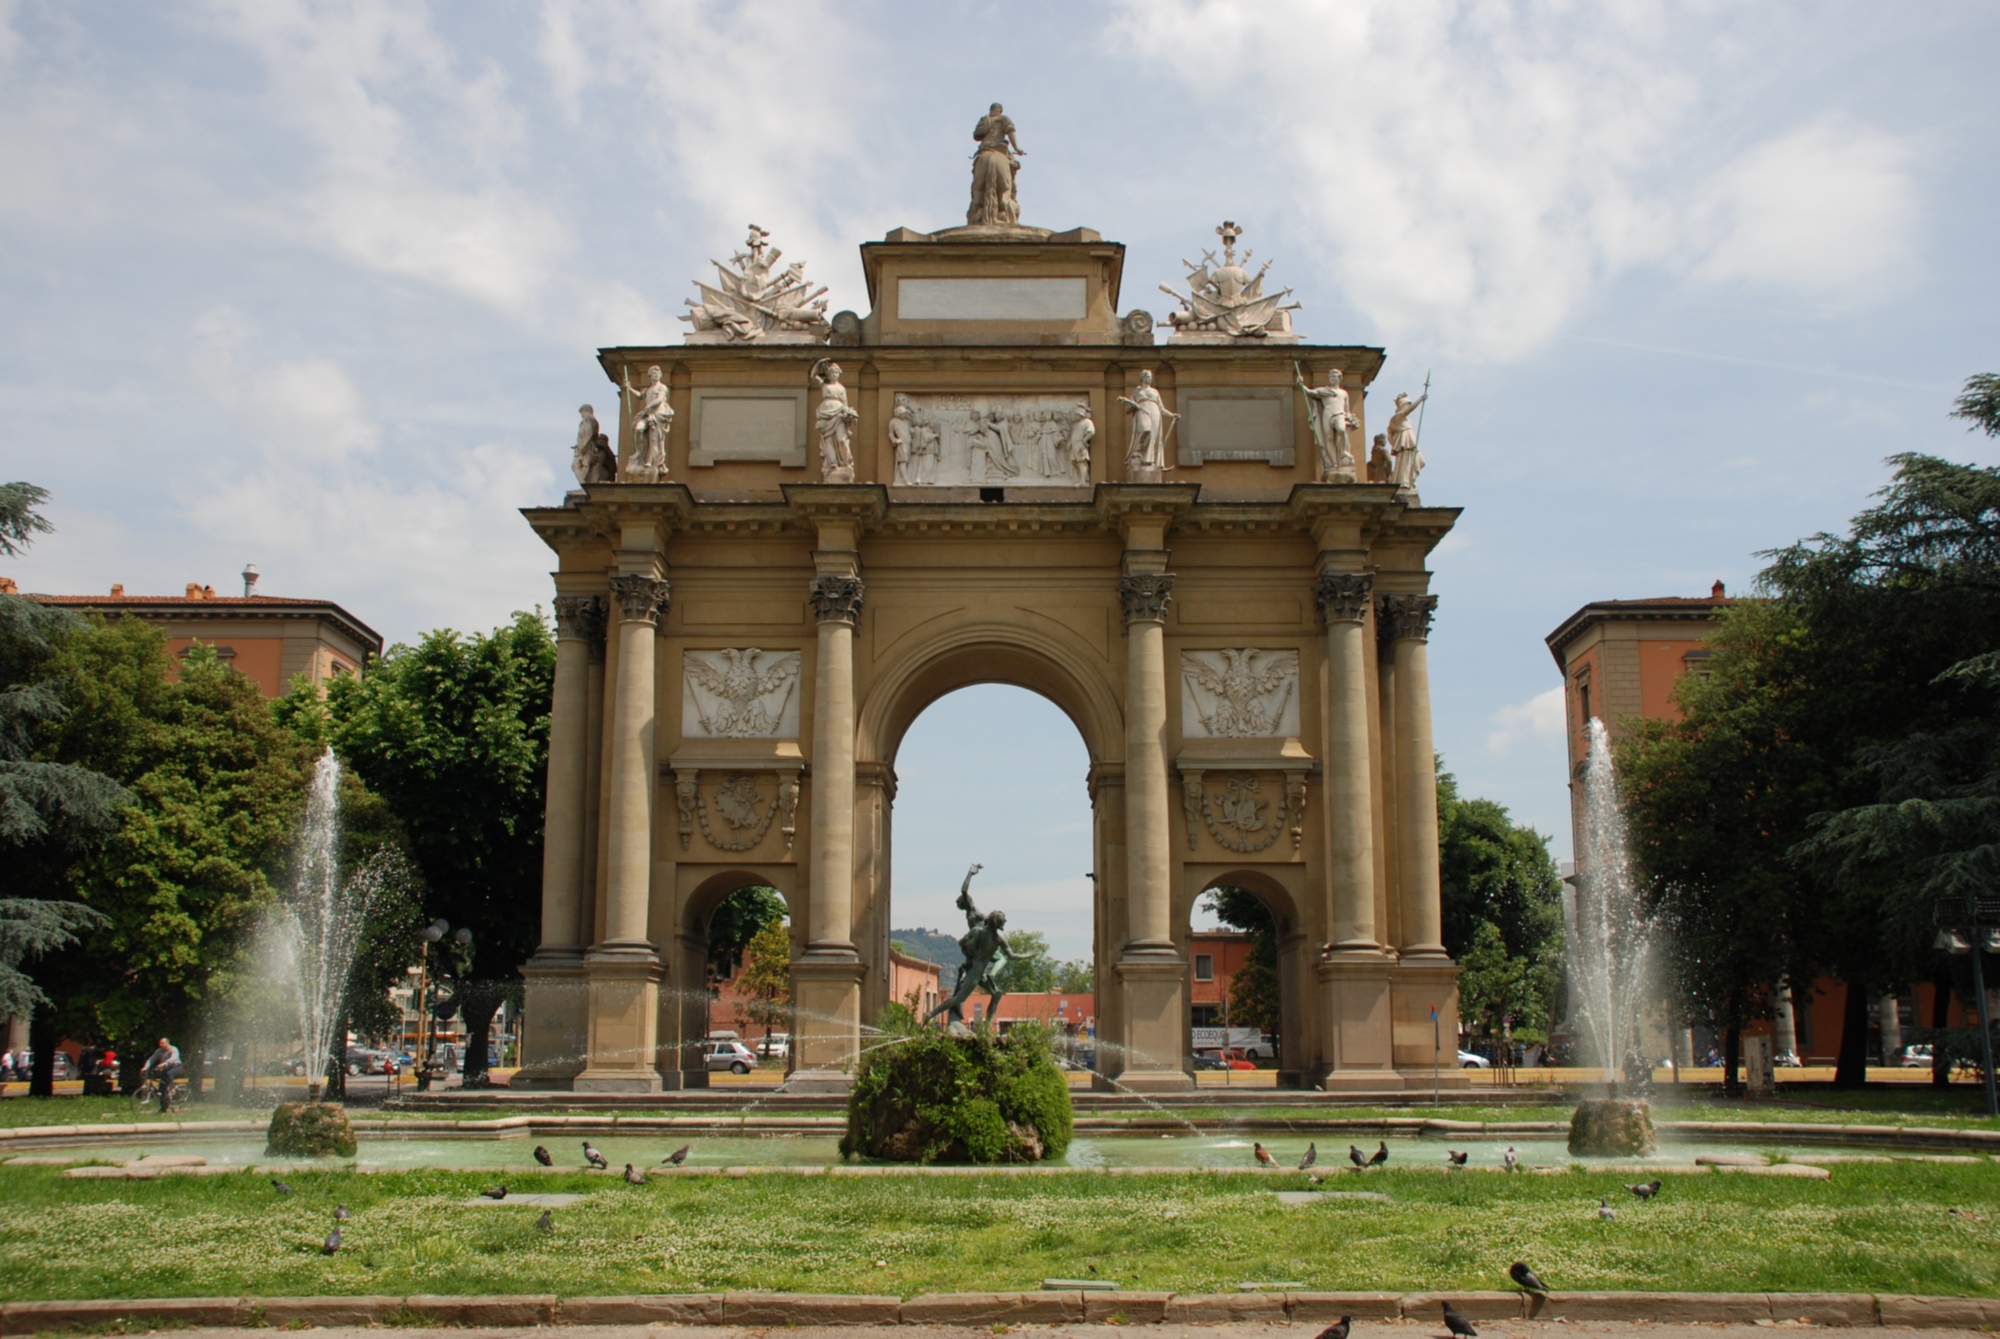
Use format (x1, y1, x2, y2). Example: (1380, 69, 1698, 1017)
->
(305, 611, 555, 1086)
(995, 929, 1058, 993)
(1053, 958, 1095, 994)
(0, 482, 55, 556)
(1436, 765, 1565, 1042)
(736, 917, 792, 1052)
(706, 885, 787, 980)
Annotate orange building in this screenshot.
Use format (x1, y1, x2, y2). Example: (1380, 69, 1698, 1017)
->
(1545, 583, 1947, 1067)
(16, 572, 381, 697)
(707, 944, 941, 1047)
(1187, 929, 1259, 1029)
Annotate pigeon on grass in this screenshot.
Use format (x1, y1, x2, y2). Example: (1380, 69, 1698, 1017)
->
(535, 1209, 554, 1234)
(1446, 1149, 1468, 1167)
(322, 1225, 342, 1256)
(1367, 1141, 1389, 1167)
(533, 1145, 553, 1167)
(1625, 1179, 1661, 1200)
(271, 1178, 294, 1195)
(1501, 1146, 1519, 1173)
(1298, 1142, 1318, 1171)
(1509, 1261, 1548, 1294)
(334, 1205, 351, 1221)
(1598, 1197, 1617, 1221)
(623, 1163, 648, 1185)
(1254, 1142, 1277, 1167)
(582, 1141, 609, 1170)
(481, 1186, 509, 1200)
(1348, 1145, 1368, 1169)
(663, 1144, 690, 1167)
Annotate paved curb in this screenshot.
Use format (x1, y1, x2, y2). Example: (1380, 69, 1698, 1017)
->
(4, 1289, 1998, 1332)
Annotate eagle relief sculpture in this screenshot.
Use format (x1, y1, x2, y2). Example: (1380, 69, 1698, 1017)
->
(1180, 648, 1300, 738)
(683, 648, 803, 738)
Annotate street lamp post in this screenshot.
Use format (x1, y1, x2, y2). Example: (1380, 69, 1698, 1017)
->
(1935, 896, 2000, 1119)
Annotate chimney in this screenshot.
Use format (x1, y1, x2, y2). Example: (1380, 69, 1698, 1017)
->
(242, 563, 260, 598)
(203, 585, 215, 599)
(111, 583, 124, 597)
(1711, 580, 1726, 599)
(186, 583, 203, 599)
(0, 577, 16, 595)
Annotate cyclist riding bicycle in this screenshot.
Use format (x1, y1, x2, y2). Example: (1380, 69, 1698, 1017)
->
(141, 1037, 184, 1113)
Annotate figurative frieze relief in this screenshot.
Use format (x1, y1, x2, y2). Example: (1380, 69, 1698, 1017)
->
(681, 224, 832, 345)
(1179, 769, 1309, 856)
(887, 392, 1093, 487)
(1160, 221, 1300, 344)
(682, 648, 802, 738)
(1180, 648, 1301, 739)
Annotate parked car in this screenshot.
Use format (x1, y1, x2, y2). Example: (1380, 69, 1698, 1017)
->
(1191, 1051, 1229, 1071)
(703, 1040, 758, 1074)
(1457, 1049, 1491, 1069)
(1194, 1048, 1256, 1071)
(1900, 1044, 1933, 1068)
(756, 1033, 790, 1058)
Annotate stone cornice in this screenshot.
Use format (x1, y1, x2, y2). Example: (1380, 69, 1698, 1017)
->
(595, 342, 1389, 385)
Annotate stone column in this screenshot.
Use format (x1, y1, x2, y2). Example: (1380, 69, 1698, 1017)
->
(1381, 593, 1445, 957)
(576, 573, 669, 1093)
(789, 574, 867, 1090)
(1312, 572, 1399, 1088)
(1111, 572, 1192, 1091)
(1379, 591, 1461, 1083)
(517, 593, 605, 1085)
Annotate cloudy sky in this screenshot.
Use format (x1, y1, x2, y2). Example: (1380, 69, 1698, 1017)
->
(2, 2, 1994, 957)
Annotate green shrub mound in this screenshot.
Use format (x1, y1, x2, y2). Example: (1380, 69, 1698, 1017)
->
(1568, 1097, 1656, 1156)
(266, 1101, 358, 1158)
(842, 1010, 1073, 1163)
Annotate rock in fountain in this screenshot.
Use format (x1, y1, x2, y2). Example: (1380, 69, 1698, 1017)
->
(262, 749, 372, 1158)
(1567, 718, 1661, 1156)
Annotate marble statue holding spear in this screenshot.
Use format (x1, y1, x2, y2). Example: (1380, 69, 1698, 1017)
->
(1387, 373, 1430, 502)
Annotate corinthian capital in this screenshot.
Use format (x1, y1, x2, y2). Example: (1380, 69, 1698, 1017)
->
(1377, 592, 1438, 642)
(1119, 572, 1176, 624)
(552, 594, 608, 644)
(809, 574, 865, 625)
(1314, 572, 1374, 625)
(608, 574, 671, 625)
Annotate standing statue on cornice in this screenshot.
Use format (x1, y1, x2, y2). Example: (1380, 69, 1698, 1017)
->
(571, 404, 616, 486)
(620, 365, 673, 482)
(1119, 369, 1177, 481)
(810, 359, 858, 483)
(1295, 364, 1358, 483)
(967, 103, 1024, 227)
(1067, 401, 1095, 487)
(1387, 388, 1428, 501)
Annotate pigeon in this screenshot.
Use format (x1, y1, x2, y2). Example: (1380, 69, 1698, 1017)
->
(535, 1209, 554, 1234)
(663, 1144, 690, 1167)
(1298, 1142, 1318, 1171)
(1315, 1317, 1351, 1339)
(1447, 1149, 1469, 1167)
(1442, 1301, 1478, 1338)
(533, 1145, 553, 1167)
(1510, 1261, 1549, 1294)
(623, 1163, 647, 1185)
(1254, 1142, 1277, 1167)
(1950, 1207, 1990, 1223)
(271, 1178, 294, 1195)
(1625, 1179, 1662, 1200)
(333, 1204, 351, 1221)
(1368, 1141, 1389, 1167)
(322, 1225, 341, 1256)
(1349, 1145, 1368, 1169)
(481, 1185, 509, 1200)
(1307, 1174, 1325, 1186)
(582, 1141, 609, 1170)
(1501, 1145, 1519, 1173)
(1597, 1197, 1617, 1221)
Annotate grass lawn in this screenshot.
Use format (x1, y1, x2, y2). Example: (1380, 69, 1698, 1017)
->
(1, 1160, 1995, 1303)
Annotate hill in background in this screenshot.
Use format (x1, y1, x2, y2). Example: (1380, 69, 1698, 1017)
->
(890, 926, 964, 988)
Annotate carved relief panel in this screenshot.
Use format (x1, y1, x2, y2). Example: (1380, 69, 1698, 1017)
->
(1179, 769, 1309, 856)
(672, 769, 802, 857)
(1179, 648, 1301, 738)
(888, 392, 1094, 488)
(682, 648, 802, 738)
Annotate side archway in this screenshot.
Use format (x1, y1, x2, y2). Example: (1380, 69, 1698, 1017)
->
(1183, 867, 1318, 1088)
(667, 869, 795, 1088)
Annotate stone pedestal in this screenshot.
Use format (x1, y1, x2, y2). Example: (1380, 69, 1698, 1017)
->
(1390, 958, 1468, 1087)
(513, 950, 588, 1088)
(574, 949, 664, 1093)
(785, 953, 865, 1092)
(1109, 952, 1194, 1092)
(1315, 953, 1404, 1090)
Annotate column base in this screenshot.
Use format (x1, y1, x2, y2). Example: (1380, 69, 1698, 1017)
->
(515, 950, 589, 1086)
(1108, 951, 1193, 1092)
(791, 949, 865, 1080)
(1389, 953, 1463, 1073)
(779, 1069, 857, 1094)
(573, 944, 664, 1091)
(1316, 951, 1399, 1085)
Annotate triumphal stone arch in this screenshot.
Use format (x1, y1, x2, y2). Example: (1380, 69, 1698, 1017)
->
(519, 151, 1460, 1093)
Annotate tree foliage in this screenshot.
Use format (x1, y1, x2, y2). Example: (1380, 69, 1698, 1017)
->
(994, 929, 1058, 994)
(1437, 765, 1565, 1041)
(1053, 958, 1095, 994)
(1202, 887, 1280, 1037)
(736, 917, 792, 1044)
(707, 885, 786, 980)
(0, 482, 54, 557)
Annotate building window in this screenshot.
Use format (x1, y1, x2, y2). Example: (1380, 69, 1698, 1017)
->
(1574, 673, 1592, 726)
(1194, 954, 1214, 981)
(1191, 1004, 1221, 1028)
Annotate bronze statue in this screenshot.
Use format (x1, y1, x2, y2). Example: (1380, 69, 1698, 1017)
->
(923, 863, 1011, 1027)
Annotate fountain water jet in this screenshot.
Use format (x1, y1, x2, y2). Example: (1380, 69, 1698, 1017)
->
(1566, 718, 1661, 1155)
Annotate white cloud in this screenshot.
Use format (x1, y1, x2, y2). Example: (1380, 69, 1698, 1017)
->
(1689, 120, 1919, 299)
(203, 0, 570, 314)
(1105, 2, 1921, 359)
(1485, 685, 1565, 756)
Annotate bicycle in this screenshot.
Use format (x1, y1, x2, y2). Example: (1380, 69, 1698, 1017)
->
(131, 1074, 190, 1115)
